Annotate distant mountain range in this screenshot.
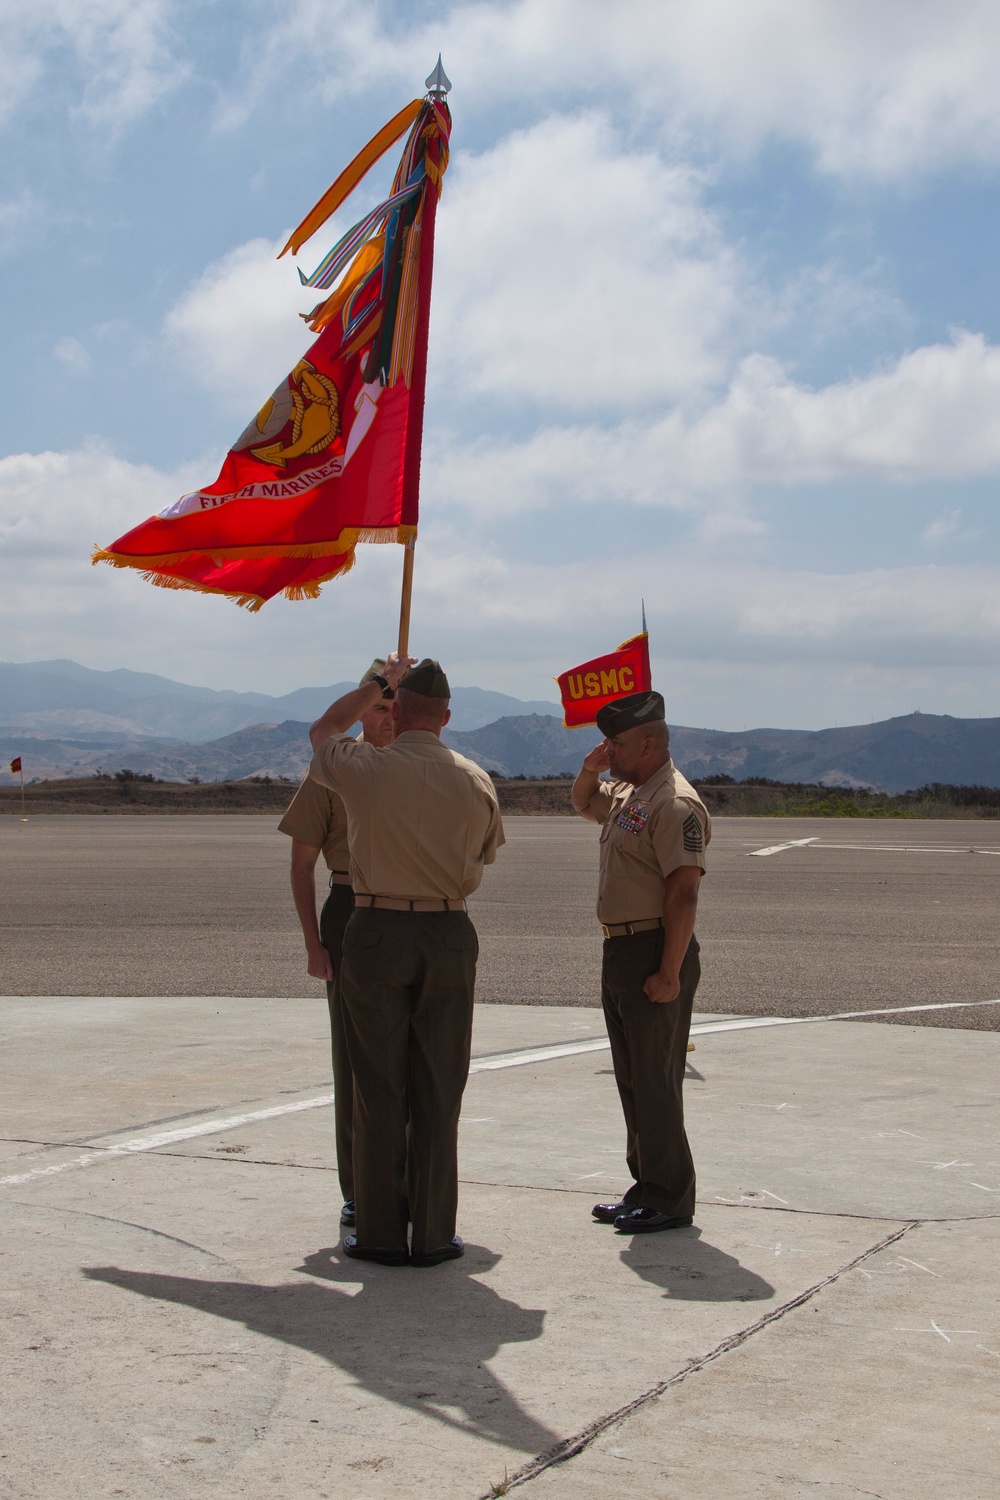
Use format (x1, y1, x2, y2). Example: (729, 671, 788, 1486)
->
(669, 714, 1000, 792)
(2, 659, 998, 792)
(0, 659, 562, 740)
(2, 692, 999, 795)
(451, 712, 1000, 791)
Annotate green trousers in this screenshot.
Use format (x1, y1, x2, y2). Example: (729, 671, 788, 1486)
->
(601, 929, 700, 1218)
(319, 882, 356, 1202)
(340, 907, 478, 1255)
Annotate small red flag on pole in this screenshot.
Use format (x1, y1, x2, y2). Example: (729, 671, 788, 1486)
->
(10, 756, 26, 818)
(555, 633, 652, 728)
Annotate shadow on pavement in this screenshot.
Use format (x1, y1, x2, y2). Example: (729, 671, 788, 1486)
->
(620, 1227, 775, 1302)
(83, 1244, 558, 1454)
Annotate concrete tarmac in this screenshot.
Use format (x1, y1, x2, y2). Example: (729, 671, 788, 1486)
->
(1, 813, 998, 1025)
(3, 812, 999, 1494)
(2, 998, 998, 1498)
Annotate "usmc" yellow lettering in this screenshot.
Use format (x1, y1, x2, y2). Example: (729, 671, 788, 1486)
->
(566, 665, 635, 700)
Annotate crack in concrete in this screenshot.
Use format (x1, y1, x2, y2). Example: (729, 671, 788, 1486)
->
(457, 1178, 1000, 1222)
(773, 1477, 886, 1499)
(478, 1221, 917, 1496)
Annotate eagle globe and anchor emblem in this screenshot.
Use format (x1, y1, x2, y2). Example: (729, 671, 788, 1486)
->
(159, 359, 384, 518)
(232, 359, 340, 467)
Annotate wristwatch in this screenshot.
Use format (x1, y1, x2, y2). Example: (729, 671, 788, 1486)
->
(371, 673, 391, 694)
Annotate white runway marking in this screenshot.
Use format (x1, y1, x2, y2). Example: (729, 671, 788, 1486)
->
(3, 996, 999, 1192)
(0, 1038, 612, 1190)
(690, 997, 1000, 1034)
(748, 838, 818, 857)
(813, 843, 1000, 855)
(744, 839, 1000, 856)
(468, 1038, 611, 1071)
(0, 1093, 337, 1188)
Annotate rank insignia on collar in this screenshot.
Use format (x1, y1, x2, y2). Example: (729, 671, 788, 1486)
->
(616, 801, 650, 835)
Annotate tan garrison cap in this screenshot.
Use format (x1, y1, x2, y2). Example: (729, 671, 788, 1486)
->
(359, 658, 393, 698)
(596, 690, 665, 736)
(402, 658, 451, 699)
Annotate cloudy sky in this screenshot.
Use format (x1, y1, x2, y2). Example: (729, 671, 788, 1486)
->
(3, 0, 1000, 728)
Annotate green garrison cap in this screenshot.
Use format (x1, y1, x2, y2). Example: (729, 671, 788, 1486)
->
(359, 658, 393, 697)
(596, 690, 665, 736)
(402, 658, 451, 699)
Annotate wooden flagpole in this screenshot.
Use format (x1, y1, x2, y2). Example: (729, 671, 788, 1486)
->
(395, 59, 451, 661)
(397, 534, 416, 656)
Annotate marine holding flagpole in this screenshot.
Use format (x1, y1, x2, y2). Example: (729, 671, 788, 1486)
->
(307, 651, 505, 1266)
(94, 62, 489, 1262)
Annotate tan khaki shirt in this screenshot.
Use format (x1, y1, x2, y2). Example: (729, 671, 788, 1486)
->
(278, 775, 350, 876)
(309, 730, 505, 899)
(588, 757, 710, 924)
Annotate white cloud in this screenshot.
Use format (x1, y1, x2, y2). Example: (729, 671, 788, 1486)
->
(161, 114, 753, 427)
(162, 238, 318, 418)
(730, 563, 1000, 652)
(256, 0, 1000, 181)
(3, 442, 1000, 722)
(0, 192, 41, 255)
(431, 332, 1000, 518)
(432, 113, 744, 413)
(922, 507, 962, 545)
(162, 89, 996, 500)
(53, 336, 91, 376)
(414, 537, 1000, 658)
(0, 0, 186, 133)
(671, 333, 1000, 486)
(6, 1, 1000, 179)
(0, 444, 188, 562)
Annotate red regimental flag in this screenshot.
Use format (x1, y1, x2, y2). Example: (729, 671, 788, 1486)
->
(556, 633, 651, 728)
(93, 97, 450, 611)
(9, 757, 22, 774)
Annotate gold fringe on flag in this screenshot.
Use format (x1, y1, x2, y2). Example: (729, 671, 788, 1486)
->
(90, 525, 416, 574)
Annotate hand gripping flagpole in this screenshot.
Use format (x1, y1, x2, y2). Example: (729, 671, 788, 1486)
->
(397, 56, 452, 657)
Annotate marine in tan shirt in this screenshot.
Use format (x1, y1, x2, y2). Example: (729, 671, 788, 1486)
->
(279, 773, 350, 883)
(589, 758, 710, 926)
(278, 663, 396, 1224)
(310, 730, 503, 901)
(308, 652, 504, 1268)
(572, 689, 709, 1236)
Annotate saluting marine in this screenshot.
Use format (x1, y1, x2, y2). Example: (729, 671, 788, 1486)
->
(308, 653, 505, 1267)
(278, 660, 396, 1229)
(572, 690, 710, 1234)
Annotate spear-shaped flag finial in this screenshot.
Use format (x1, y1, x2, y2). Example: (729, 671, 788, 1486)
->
(426, 55, 452, 97)
(641, 598, 647, 634)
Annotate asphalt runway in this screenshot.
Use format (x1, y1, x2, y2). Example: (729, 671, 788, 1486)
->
(1, 814, 997, 1028)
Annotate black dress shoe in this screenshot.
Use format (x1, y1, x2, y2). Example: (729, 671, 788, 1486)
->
(592, 1201, 630, 1224)
(410, 1235, 464, 1268)
(342, 1235, 408, 1266)
(613, 1208, 694, 1234)
(339, 1200, 356, 1227)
